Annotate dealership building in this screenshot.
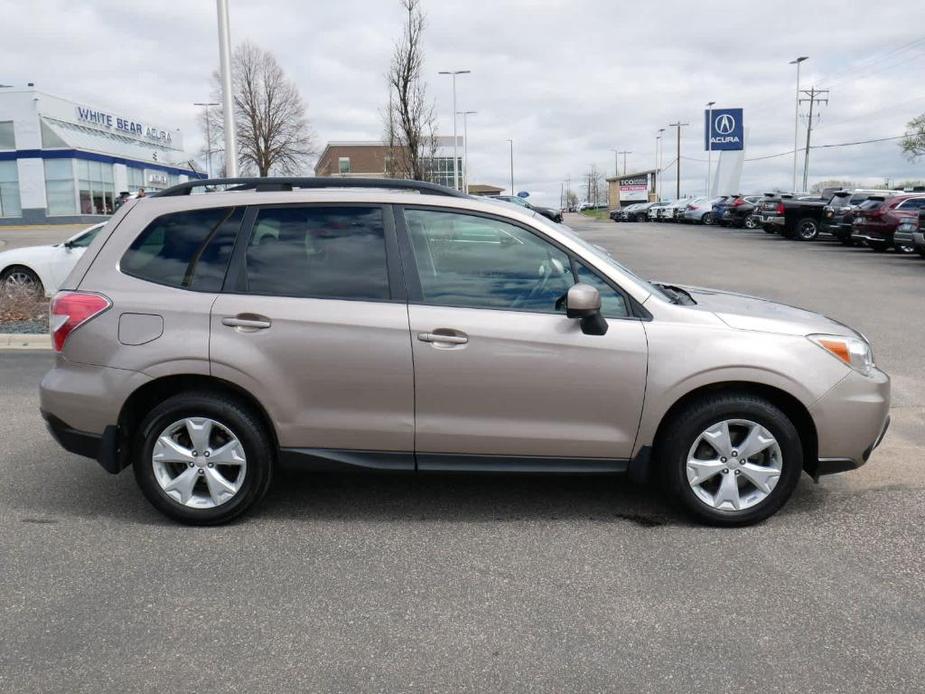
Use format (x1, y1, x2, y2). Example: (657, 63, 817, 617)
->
(0, 85, 203, 224)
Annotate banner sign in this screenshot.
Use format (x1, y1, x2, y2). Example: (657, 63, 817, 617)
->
(619, 175, 649, 202)
(705, 108, 744, 151)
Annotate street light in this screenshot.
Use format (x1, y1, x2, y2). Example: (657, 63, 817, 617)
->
(656, 128, 665, 200)
(706, 100, 715, 197)
(194, 102, 220, 178)
(790, 56, 809, 192)
(438, 70, 470, 191)
(216, 0, 237, 177)
(506, 139, 514, 194)
(457, 110, 476, 194)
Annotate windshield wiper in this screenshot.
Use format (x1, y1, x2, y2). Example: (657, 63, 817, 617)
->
(654, 283, 696, 305)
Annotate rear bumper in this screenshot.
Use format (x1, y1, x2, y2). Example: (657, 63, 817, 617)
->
(42, 411, 124, 474)
(809, 367, 891, 476)
(759, 215, 785, 226)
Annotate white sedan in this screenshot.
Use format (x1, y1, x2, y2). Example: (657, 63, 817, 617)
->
(0, 223, 105, 296)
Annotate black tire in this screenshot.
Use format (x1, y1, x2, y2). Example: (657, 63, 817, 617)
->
(895, 242, 916, 254)
(917, 250, 925, 259)
(795, 218, 819, 241)
(133, 391, 274, 525)
(0, 265, 44, 296)
(702, 212, 713, 225)
(657, 393, 803, 526)
(867, 240, 889, 252)
(762, 224, 776, 234)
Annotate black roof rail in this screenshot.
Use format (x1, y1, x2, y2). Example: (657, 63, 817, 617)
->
(152, 176, 469, 198)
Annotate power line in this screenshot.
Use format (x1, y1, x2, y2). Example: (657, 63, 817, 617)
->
(744, 134, 906, 162)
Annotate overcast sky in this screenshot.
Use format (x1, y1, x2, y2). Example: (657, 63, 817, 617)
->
(4, 0, 924, 204)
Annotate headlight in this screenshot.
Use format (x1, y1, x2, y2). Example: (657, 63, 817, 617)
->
(808, 334, 874, 377)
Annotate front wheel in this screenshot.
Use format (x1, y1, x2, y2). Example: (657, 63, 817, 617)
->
(133, 392, 274, 525)
(658, 394, 803, 526)
(744, 215, 759, 230)
(895, 242, 916, 254)
(1, 266, 44, 297)
(796, 218, 820, 241)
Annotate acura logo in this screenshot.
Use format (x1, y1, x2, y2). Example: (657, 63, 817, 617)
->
(715, 113, 736, 135)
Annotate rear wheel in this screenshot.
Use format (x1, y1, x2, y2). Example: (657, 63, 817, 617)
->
(658, 394, 803, 526)
(133, 392, 274, 525)
(796, 218, 820, 241)
(1, 266, 44, 297)
(895, 242, 916, 254)
(701, 212, 713, 225)
(744, 215, 759, 230)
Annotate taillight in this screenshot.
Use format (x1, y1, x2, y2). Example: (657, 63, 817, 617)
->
(733, 198, 744, 206)
(686, 204, 695, 210)
(776, 202, 785, 214)
(49, 291, 111, 352)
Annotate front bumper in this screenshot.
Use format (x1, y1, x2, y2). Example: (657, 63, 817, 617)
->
(821, 219, 853, 239)
(808, 367, 891, 477)
(914, 231, 925, 250)
(893, 229, 916, 246)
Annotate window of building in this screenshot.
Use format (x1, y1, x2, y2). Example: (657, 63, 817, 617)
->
(404, 209, 573, 313)
(426, 156, 464, 189)
(0, 161, 22, 217)
(76, 159, 115, 215)
(40, 121, 68, 149)
(44, 159, 77, 216)
(338, 157, 351, 175)
(0, 121, 15, 150)
(127, 167, 144, 192)
(121, 207, 242, 291)
(243, 206, 389, 300)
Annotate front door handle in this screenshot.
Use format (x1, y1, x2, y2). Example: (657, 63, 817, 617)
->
(222, 316, 272, 330)
(417, 331, 468, 345)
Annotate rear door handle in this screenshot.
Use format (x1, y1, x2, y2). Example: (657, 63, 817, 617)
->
(222, 316, 272, 330)
(417, 332, 468, 345)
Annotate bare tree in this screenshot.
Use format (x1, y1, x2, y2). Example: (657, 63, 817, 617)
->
(900, 113, 925, 161)
(204, 41, 315, 176)
(384, 0, 437, 181)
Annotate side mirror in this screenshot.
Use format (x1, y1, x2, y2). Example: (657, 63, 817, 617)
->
(564, 283, 608, 336)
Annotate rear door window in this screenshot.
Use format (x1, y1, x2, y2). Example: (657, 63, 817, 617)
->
(121, 207, 242, 291)
(242, 206, 390, 301)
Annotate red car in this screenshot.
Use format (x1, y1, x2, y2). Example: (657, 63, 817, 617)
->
(851, 194, 925, 252)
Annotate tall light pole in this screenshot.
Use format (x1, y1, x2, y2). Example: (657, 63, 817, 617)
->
(616, 150, 632, 175)
(194, 102, 220, 178)
(506, 138, 514, 194)
(610, 148, 619, 178)
(656, 128, 665, 200)
(438, 70, 470, 191)
(216, 0, 237, 177)
(457, 110, 476, 194)
(668, 121, 689, 199)
(790, 56, 808, 192)
(705, 100, 715, 197)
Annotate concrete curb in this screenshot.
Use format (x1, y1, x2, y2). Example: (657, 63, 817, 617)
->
(0, 333, 51, 350)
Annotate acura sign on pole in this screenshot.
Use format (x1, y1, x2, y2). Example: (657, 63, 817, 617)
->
(705, 108, 744, 151)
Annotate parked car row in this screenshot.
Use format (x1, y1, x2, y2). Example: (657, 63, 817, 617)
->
(609, 187, 925, 257)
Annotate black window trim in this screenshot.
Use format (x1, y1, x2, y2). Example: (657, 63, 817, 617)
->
(118, 205, 243, 293)
(394, 204, 650, 321)
(222, 201, 406, 304)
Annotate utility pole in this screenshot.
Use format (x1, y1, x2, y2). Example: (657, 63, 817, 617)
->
(799, 87, 829, 192)
(216, 0, 237, 177)
(194, 102, 219, 178)
(789, 56, 809, 192)
(438, 70, 471, 191)
(668, 121, 688, 199)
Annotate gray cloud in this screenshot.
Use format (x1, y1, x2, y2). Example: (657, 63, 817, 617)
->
(3, 0, 923, 204)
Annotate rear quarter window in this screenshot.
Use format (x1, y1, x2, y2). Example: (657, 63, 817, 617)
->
(120, 207, 242, 291)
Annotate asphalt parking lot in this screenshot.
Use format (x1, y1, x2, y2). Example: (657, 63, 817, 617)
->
(1, 215, 923, 693)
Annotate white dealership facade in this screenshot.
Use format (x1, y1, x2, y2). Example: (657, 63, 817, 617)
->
(0, 85, 203, 224)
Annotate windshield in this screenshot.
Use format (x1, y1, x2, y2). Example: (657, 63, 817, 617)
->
(532, 216, 670, 302)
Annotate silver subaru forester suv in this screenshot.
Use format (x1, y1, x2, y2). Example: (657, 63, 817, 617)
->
(40, 178, 891, 526)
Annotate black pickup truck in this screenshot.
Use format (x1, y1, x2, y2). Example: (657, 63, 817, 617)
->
(756, 188, 842, 240)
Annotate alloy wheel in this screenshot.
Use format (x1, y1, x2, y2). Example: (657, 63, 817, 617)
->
(3, 269, 40, 295)
(686, 419, 783, 511)
(151, 417, 247, 509)
(798, 221, 819, 240)
(745, 216, 758, 230)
